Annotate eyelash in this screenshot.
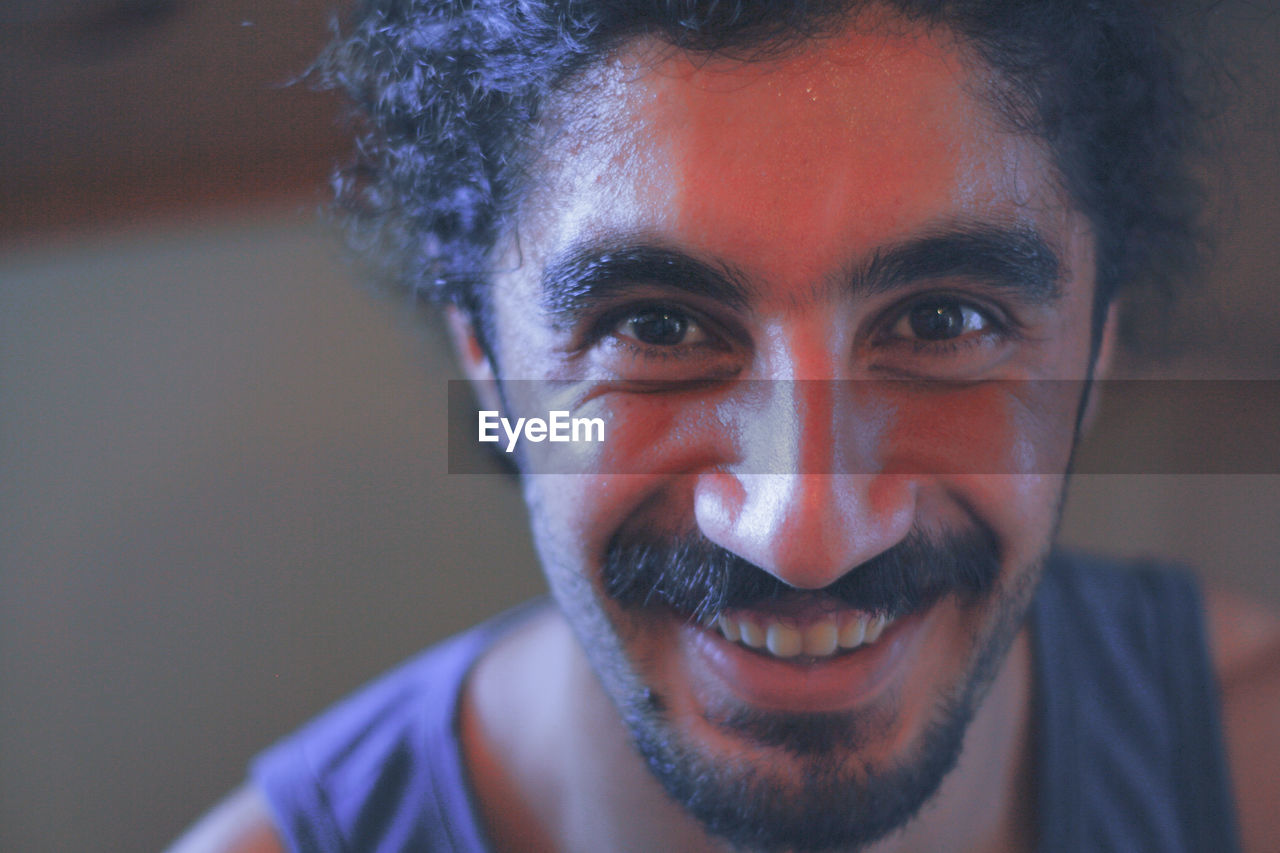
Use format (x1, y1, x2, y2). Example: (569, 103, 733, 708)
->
(585, 294, 1017, 364)
(879, 295, 1016, 352)
(591, 302, 720, 357)
(613, 336, 702, 361)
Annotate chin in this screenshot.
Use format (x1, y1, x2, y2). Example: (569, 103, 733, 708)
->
(583, 562, 1040, 853)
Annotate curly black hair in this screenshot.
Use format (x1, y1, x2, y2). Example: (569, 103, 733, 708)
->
(316, 0, 1208, 350)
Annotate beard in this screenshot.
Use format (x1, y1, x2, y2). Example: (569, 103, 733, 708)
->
(587, 526, 1040, 853)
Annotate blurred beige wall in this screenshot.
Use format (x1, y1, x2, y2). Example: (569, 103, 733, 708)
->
(0, 212, 547, 851)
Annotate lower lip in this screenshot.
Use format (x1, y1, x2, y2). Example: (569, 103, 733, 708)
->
(679, 609, 933, 712)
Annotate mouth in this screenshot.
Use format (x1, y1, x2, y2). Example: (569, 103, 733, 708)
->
(676, 596, 935, 713)
(712, 608, 895, 660)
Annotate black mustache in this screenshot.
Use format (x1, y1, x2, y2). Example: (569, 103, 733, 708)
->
(602, 527, 1000, 623)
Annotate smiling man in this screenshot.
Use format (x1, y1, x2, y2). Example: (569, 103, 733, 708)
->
(172, 2, 1279, 851)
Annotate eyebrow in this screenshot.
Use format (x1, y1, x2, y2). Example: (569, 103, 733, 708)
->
(540, 244, 752, 325)
(853, 224, 1063, 303)
(540, 223, 1062, 322)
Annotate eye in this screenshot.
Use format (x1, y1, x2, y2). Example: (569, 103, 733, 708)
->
(586, 301, 740, 381)
(616, 307, 708, 347)
(891, 298, 993, 342)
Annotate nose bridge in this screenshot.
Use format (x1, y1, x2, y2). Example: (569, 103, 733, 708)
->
(752, 314, 858, 473)
(695, 372, 916, 590)
(750, 376, 840, 476)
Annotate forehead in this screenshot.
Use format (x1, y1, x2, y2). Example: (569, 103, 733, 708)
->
(511, 21, 1080, 307)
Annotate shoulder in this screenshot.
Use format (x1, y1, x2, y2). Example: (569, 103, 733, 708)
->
(167, 602, 551, 853)
(1205, 587, 1280, 853)
(164, 639, 476, 853)
(164, 786, 284, 853)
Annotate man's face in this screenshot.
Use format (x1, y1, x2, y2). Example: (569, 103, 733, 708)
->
(478, 20, 1099, 852)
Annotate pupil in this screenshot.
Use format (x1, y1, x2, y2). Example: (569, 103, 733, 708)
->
(909, 302, 964, 340)
(631, 311, 687, 345)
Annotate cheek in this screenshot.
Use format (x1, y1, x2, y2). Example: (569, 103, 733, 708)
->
(515, 392, 733, 604)
(519, 379, 1080, 479)
(883, 382, 1080, 477)
(571, 383, 1080, 479)
(950, 473, 1066, 575)
(886, 384, 1076, 561)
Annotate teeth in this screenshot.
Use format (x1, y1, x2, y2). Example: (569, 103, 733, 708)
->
(802, 621, 838, 657)
(714, 612, 894, 659)
(765, 623, 802, 658)
(739, 619, 766, 649)
(838, 616, 867, 649)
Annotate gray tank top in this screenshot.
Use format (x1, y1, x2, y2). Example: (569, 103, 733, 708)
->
(1031, 552, 1241, 851)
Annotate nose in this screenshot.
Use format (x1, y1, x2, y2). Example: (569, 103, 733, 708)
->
(693, 379, 916, 590)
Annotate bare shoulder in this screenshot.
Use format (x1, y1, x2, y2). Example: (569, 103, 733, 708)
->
(1205, 587, 1280, 853)
(165, 785, 285, 853)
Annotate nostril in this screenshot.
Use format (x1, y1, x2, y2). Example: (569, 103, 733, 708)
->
(695, 470, 918, 591)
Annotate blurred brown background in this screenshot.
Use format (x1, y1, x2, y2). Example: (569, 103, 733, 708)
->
(0, 2, 1276, 850)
